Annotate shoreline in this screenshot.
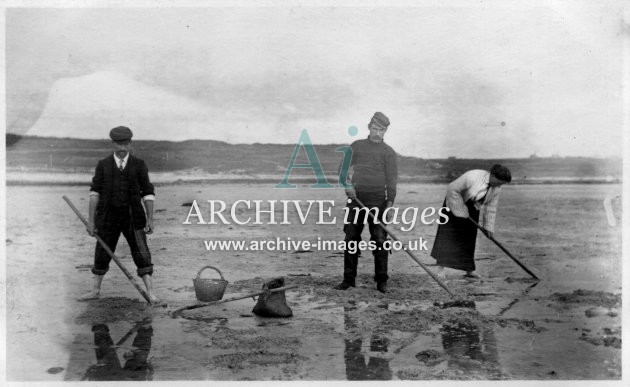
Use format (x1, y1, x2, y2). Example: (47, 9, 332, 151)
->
(5, 178, 623, 187)
(4, 169, 622, 186)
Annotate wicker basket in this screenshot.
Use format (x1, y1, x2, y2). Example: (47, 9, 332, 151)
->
(193, 266, 228, 302)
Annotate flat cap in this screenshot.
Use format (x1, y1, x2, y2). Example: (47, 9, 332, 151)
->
(370, 112, 390, 127)
(109, 126, 133, 142)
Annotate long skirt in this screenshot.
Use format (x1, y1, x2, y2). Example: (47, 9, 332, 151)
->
(430, 199, 480, 272)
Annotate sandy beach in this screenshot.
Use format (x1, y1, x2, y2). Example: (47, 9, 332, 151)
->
(5, 182, 622, 381)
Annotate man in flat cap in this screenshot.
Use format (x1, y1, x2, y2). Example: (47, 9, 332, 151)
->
(79, 126, 160, 303)
(336, 112, 398, 293)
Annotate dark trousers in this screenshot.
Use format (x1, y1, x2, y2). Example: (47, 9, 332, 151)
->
(93, 206, 153, 277)
(343, 197, 389, 284)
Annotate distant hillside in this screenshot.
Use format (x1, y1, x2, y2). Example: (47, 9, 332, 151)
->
(5, 135, 622, 184)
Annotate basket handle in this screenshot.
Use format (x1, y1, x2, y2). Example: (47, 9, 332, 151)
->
(196, 265, 226, 281)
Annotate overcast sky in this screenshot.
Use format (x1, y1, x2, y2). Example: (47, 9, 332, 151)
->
(5, 2, 626, 158)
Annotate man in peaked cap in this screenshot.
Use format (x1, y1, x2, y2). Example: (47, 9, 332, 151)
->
(336, 112, 398, 293)
(79, 126, 160, 303)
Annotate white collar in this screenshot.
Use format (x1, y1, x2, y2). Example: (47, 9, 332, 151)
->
(113, 152, 130, 165)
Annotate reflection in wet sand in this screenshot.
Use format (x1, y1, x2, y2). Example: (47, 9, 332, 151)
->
(343, 305, 392, 380)
(434, 302, 503, 379)
(82, 320, 153, 381)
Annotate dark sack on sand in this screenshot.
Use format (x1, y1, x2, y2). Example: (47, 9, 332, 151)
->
(252, 277, 293, 317)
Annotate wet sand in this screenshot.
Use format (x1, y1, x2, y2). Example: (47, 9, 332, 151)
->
(5, 183, 622, 380)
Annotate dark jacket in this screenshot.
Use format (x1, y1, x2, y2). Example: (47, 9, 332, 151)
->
(90, 154, 155, 230)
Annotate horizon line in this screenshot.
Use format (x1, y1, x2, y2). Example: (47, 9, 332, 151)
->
(5, 133, 622, 160)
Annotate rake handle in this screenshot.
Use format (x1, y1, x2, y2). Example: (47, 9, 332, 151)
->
(63, 195, 154, 304)
(468, 217, 539, 280)
(353, 198, 455, 297)
(172, 285, 298, 316)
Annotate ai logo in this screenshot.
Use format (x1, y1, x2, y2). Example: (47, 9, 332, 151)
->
(275, 127, 358, 189)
